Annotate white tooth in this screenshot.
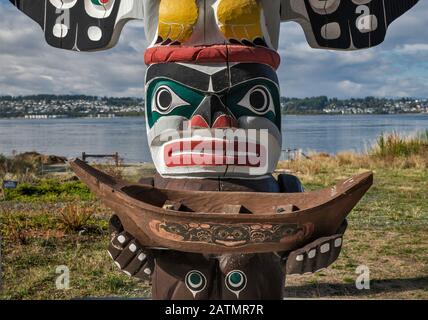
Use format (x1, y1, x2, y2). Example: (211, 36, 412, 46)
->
(115, 261, 122, 269)
(320, 243, 330, 253)
(138, 253, 146, 261)
(144, 268, 152, 275)
(308, 249, 316, 259)
(296, 255, 304, 261)
(117, 235, 126, 244)
(334, 238, 342, 247)
(129, 244, 137, 252)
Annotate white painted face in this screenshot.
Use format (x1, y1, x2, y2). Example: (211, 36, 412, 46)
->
(145, 62, 282, 179)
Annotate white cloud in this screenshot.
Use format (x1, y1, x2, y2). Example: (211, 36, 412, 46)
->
(396, 44, 428, 54)
(337, 80, 363, 95)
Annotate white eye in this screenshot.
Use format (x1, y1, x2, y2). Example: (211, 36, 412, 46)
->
(238, 86, 275, 115)
(49, 0, 77, 9)
(84, 0, 116, 19)
(153, 86, 188, 114)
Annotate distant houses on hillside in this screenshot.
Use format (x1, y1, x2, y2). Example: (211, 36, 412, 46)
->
(0, 95, 144, 118)
(0, 94, 427, 118)
(280, 96, 428, 115)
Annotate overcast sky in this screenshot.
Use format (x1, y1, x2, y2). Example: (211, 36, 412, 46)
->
(1, 0, 427, 98)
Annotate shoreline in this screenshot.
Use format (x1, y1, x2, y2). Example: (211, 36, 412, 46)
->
(1, 112, 428, 120)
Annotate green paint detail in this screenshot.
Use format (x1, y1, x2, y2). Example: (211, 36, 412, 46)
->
(189, 273, 202, 286)
(229, 272, 242, 285)
(91, 0, 104, 5)
(146, 79, 204, 128)
(226, 79, 282, 130)
(146, 78, 281, 130)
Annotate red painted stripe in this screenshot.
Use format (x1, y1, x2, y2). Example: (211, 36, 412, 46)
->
(145, 45, 281, 70)
(163, 139, 265, 167)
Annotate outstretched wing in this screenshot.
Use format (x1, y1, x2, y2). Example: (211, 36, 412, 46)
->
(281, 0, 419, 50)
(10, 0, 143, 52)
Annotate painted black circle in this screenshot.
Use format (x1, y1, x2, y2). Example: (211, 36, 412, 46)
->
(249, 87, 269, 113)
(156, 87, 173, 112)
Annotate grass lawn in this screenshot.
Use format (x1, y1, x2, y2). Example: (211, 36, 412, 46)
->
(1, 139, 427, 299)
(284, 166, 428, 299)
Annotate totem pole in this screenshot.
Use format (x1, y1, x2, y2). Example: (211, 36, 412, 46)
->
(10, 0, 419, 299)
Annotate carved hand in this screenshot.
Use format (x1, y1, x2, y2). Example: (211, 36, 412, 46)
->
(283, 220, 348, 275)
(108, 215, 155, 281)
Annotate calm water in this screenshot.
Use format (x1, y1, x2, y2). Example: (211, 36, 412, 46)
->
(0, 114, 426, 163)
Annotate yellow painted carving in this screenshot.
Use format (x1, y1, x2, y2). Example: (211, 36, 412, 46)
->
(216, 0, 263, 43)
(158, 0, 199, 44)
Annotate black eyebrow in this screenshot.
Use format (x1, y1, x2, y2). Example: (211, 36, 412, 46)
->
(229, 64, 279, 86)
(145, 63, 279, 92)
(146, 64, 227, 92)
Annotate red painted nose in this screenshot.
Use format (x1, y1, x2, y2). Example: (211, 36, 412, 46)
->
(212, 115, 238, 128)
(189, 115, 209, 128)
(189, 115, 238, 129)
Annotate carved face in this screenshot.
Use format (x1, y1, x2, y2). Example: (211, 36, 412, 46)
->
(212, 226, 250, 247)
(145, 62, 282, 178)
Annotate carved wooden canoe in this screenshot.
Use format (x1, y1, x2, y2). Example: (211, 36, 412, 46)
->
(70, 159, 373, 254)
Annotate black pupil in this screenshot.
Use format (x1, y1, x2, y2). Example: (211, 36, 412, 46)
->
(249, 89, 267, 111)
(158, 89, 172, 110)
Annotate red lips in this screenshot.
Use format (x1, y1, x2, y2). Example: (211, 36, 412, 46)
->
(164, 139, 266, 167)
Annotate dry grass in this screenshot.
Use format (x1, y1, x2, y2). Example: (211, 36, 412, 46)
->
(58, 202, 96, 232)
(279, 151, 427, 176)
(93, 159, 124, 181)
(0, 154, 39, 183)
(279, 131, 428, 179)
(0, 201, 151, 300)
(278, 133, 427, 181)
(0, 152, 67, 183)
(285, 229, 428, 299)
(371, 130, 428, 158)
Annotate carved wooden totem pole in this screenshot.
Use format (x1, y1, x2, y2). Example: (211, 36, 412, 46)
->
(11, 0, 419, 299)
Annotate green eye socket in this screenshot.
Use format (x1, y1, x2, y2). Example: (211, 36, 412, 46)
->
(226, 80, 281, 129)
(241, 85, 273, 115)
(153, 85, 188, 114)
(146, 80, 206, 128)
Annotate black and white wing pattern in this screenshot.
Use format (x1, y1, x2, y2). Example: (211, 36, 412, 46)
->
(10, 0, 143, 52)
(280, 0, 419, 50)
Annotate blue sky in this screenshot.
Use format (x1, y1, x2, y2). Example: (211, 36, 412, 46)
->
(0, 0, 427, 98)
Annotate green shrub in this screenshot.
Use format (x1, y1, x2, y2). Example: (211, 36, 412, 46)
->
(371, 130, 428, 158)
(4, 179, 93, 202)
